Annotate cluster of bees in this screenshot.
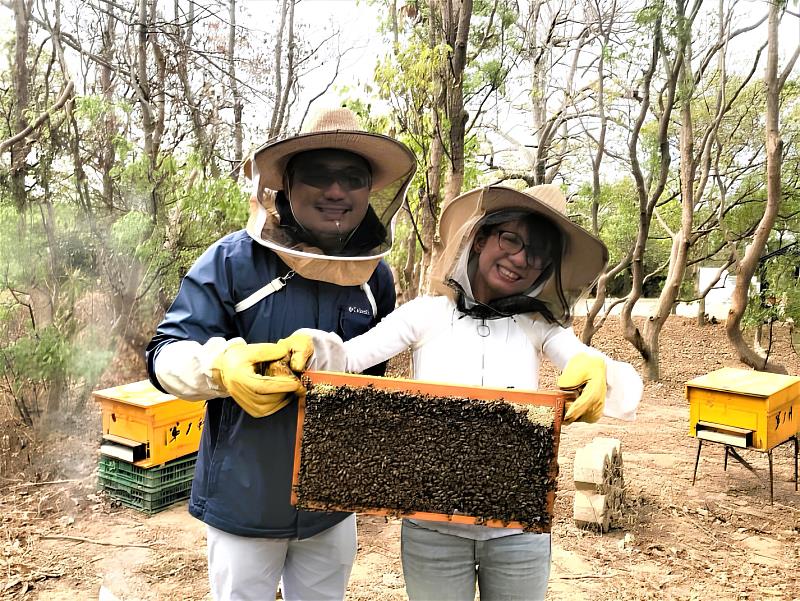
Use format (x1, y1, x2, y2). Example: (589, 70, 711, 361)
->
(294, 383, 558, 531)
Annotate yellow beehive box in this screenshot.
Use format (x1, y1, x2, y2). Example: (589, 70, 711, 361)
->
(686, 367, 800, 451)
(93, 380, 205, 467)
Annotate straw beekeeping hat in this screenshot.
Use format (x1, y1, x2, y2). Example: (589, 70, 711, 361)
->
(432, 184, 608, 322)
(244, 107, 415, 192)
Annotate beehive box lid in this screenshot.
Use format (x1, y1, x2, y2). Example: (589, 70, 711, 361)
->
(292, 371, 570, 533)
(686, 367, 800, 398)
(93, 380, 178, 407)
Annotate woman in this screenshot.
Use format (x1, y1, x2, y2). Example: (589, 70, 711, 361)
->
(300, 184, 642, 601)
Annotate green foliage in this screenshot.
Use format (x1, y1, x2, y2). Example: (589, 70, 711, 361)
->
(374, 40, 449, 107)
(466, 58, 506, 95)
(2, 324, 70, 387)
(133, 155, 249, 299)
(74, 95, 113, 122)
(756, 250, 800, 322)
(635, 2, 665, 26)
(371, 0, 518, 208)
(74, 94, 135, 159)
(0, 207, 31, 284)
(462, 134, 482, 191)
(110, 210, 152, 257)
(0, 204, 95, 294)
(0, 309, 116, 409)
(0, 134, 249, 421)
(572, 178, 641, 266)
(741, 291, 788, 331)
(571, 178, 680, 296)
(68, 329, 115, 386)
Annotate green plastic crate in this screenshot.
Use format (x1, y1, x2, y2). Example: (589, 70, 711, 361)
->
(97, 452, 197, 513)
(98, 452, 197, 491)
(99, 473, 193, 514)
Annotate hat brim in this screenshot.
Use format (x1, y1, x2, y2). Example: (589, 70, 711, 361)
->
(246, 130, 416, 192)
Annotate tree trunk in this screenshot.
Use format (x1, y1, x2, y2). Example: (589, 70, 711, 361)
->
(580, 274, 608, 344)
(441, 0, 472, 203)
(269, 0, 296, 138)
(581, 7, 614, 345)
(725, 1, 796, 374)
(418, 134, 444, 295)
(175, 1, 218, 176)
(641, 3, 696, 381)
(100, 8, 117, 209)
(621, 13, 666, 368)
(697, 296, 706, 327)
(135, 0, 166, 224)
(228, 0, 243, 180)
(10, 0, 32, 213)
(400, 207, 418, 304)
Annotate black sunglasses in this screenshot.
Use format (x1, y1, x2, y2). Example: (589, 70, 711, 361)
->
(291, 164, 372, 192)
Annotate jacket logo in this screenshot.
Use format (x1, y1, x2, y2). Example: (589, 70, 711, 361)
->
(348, 306, 370, 315)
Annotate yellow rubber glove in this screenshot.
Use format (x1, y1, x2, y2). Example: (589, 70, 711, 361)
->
(558, 353, 607, 424)
(211, 340, 305, 418)
(277, 333, 315, 373)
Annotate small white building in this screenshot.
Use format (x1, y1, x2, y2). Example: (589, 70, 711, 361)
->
(697, 267, 737, 318)
(574, 267, 757, 320)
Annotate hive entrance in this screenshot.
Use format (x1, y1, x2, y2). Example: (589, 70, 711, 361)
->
(292, 373, 566, 532)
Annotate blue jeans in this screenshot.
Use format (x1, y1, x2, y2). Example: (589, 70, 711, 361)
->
(401, 521, 551, 601)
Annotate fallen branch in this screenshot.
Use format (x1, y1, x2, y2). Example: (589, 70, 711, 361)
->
(38, 534, 153, 549)
(12, 479, 81, 490)
(556, 572, 621, 580)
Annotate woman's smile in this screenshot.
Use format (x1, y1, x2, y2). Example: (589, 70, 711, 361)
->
(495, 264, 524, 282)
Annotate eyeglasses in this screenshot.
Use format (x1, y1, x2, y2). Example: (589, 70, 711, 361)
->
(291, 165, 372, 191)
(495, 230, 549, 269)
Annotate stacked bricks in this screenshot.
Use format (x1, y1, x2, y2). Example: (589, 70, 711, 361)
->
(572, 437, 624, 532)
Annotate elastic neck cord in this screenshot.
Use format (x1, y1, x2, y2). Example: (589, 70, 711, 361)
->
(448, 280, 514, 320)
(447, 279, 559, 324)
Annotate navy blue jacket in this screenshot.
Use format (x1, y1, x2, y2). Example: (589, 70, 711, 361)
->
(146, 230, 395, 538)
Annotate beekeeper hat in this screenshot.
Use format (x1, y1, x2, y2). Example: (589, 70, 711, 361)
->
(243, 107, 415, 192)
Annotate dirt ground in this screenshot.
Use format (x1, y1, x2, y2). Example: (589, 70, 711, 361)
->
(1, 316, 799, 601)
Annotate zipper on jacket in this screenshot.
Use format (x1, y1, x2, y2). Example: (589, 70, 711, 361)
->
(477, 318, 490, 386)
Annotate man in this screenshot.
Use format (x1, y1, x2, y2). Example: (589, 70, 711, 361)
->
(145, 107, 416, 600)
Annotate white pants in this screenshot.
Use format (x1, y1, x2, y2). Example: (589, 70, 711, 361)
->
(206, 515, 357, 601)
